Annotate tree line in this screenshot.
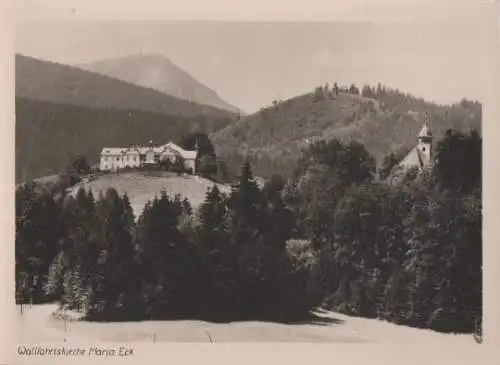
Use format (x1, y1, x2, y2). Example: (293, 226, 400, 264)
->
(16, 162, 318, 321)
(15, 128, 481, 332)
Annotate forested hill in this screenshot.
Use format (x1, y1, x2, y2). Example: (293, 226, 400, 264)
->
(16, 54, 237, 120)
(211, 84, 481, 180)
(15, 97, 232, 183)
(78, 53, 244, 115)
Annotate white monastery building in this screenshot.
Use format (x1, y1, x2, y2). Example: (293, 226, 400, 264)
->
(100, 141, 198, 173)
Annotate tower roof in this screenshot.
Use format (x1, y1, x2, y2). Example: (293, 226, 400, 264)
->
(418, 124, 432, 138)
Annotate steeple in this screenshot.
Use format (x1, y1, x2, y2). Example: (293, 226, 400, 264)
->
(420, 112, 432, 132)
(418, 123, 432, 141)
(417, 113, 433, 164)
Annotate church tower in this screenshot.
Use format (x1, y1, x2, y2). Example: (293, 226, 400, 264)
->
(417, 114, 433, 166)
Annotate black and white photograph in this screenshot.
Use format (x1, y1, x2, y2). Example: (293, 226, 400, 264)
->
(8, 1, 495, 361)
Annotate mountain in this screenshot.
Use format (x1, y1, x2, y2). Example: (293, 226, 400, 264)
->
(77, 53, 244, 115)
(15, 54, 237, 119)
(211, 85, 481, 180)
(16, 97, 232, 183)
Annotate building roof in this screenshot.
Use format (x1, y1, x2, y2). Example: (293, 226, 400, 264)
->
(399, 146, 429, 170)
(418, 124, 432, 138)
(101, 148, 126, 155)
(389, 145, 431, 185)
(388, 123, 434, 185)
(161, 142, 197, 159)
(101, 147, 141, 155)
(162, 142, 186, 154)
(101, 142, 197, 159)
(136, 146, 157, 154)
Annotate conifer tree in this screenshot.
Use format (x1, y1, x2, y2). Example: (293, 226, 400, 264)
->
(196, 185, 237, 318)
(225, 162, 268, 316)
(228, 162, 263, 226)
(15, 182, 64, 302)
(88, 188, 136, 319)
(136, 191, 199, 319)
(380, 152, 400, 180)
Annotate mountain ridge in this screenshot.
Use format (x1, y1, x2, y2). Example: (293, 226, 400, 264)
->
(15, 54, 237, 119)
(76, 53, 244, 115)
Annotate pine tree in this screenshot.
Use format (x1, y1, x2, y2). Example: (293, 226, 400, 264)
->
(225, 162, 268, 316)
(87, 188, 136, 319)
(136, 191, 200, 319)
(15, 183, 64, 302)
(433, 130, 481, 193)
(228, 162, 263, 224)
(197, 185, 237, 318)
(380, 152, 400, 180)
(403, 185, 481, 332)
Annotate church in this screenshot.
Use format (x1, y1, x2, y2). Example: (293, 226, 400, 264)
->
(99, 141, 198, 173)
(389, 123, 434, 184)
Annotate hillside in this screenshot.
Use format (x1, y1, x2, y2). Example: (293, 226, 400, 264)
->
(15, 54, 237, 119)
(211, 87, 482, 179)
(15, 97, 233, 183)
(78, 53, 244, 115)
(68, 172, 231, 217)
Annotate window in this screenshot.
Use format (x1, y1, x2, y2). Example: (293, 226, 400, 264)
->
(422, 147, 426, 152)
(116, 157, 119, 161)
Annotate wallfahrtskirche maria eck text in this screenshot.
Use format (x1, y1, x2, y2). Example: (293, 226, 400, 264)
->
(17, 345, 135, 357)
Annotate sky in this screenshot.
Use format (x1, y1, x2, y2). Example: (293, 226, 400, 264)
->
(14, 1, 495, 113)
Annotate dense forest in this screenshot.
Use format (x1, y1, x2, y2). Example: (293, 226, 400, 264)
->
(16, 127, 481, 333)
(212, 84, 481, 181)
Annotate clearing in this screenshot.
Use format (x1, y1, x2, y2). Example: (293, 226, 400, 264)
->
(69, 172, 231, 217)
(17, 304, 474, 344)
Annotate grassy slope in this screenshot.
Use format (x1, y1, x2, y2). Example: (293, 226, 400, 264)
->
(212, 90, 481, 179)
(15, 97, 233, 183)
(18, 304, 474, 344)
(69, 172, 231, 217)
(16, 54, 236, 119)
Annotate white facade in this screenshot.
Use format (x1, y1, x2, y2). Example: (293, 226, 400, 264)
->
(99, 142, 198, 173)
(100, 148, 141, 171)
(389, 123, 434, 184)
(416, 124, 432, 163)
